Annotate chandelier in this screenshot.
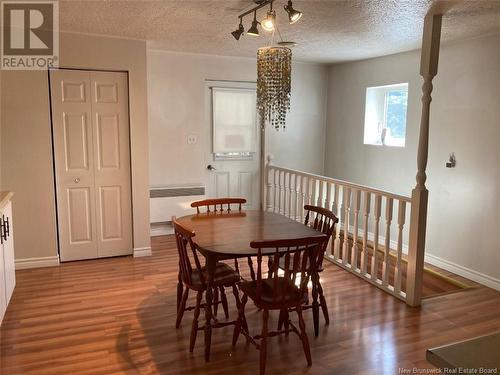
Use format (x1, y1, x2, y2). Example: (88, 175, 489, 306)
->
(230, 1, 301, 131)
(257, 46, 291, 130)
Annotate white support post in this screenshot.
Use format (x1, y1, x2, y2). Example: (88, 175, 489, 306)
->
(265, 154, 274, 212)
(407, 13, 442, 307)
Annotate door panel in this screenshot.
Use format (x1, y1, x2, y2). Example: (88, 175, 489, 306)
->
(67, 188, 93, 243)
(98, 186, 123, 241)
(90, 71, 132, 257)
(51, 69, 132, 261)
(63, 113, 90, 170)
(51, 70, 98, 261)
(214, 172, 230, 198)
(96, 114, 120, 169)
(61, 80, 86, 103)
(238, 171, 253, 207)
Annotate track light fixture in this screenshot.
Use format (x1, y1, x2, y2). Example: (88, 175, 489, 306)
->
(261, 9, 276, 31)
(231, 0, 302, 41)
(247, 12, 260, 36)
(231, 19, 244, 40)
(284, 0, 302, 24)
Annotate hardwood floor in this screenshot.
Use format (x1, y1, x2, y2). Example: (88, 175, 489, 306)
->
(1, 235, 500, 375)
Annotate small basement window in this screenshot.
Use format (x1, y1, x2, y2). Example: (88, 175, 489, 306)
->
(364, 83, 408, 147)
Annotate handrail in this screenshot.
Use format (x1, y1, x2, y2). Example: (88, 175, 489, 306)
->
(265, 162, 414, 303)
(269, 165, 411, 202)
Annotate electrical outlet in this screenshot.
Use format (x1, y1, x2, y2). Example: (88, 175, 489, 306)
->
(187, 135, 197, 144)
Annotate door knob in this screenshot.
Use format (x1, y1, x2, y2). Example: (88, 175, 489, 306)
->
(74, 177, 81, 183)
(207, 164, 216, 171)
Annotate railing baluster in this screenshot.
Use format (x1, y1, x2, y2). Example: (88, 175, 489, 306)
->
(294, 174, 300, 221)
(310, 179, 315, 207)
(394, 201, 406, 294)
(325, 183, 333, 256)
(304, 176, 311, 206)
(371, 195, 382, 280)
(273, 169, 280, 213)
(300, 175, 306, 222)
(266, 166, 273, 212)
(360, 191, 371, 275)
(278, 170, 284, 215)
(326, 183, 332, 213)
(283, 172, 289, 217)
(333, 184, 341, 259)
(308, 178, 315, 206)
(317, 180, 324, 207)
(341, 187, 351, 265)
(287, 173, 293, 219)
(382, 197, 394, 286)
(351, 189, 361, 271)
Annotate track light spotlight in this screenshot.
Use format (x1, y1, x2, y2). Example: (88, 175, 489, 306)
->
(284, 0, 302, 24)
(231, 21, 244, 40)
(261, 9, 276, 31)
(247, 12, 260, 36)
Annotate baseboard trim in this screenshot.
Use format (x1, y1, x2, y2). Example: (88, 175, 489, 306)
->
(15, 256, 60, 270)
(425, 253, 500, 291)
(133, 247, 152, 257)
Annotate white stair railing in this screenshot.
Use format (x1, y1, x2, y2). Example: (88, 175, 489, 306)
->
(264, 158, 413, 303)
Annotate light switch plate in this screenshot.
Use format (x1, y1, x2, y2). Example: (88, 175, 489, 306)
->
(187, 134, 197, 144)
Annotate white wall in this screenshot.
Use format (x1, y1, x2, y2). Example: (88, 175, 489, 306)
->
(147, 49, 328, 192)
(1, 32, 150, 261)
(325, 33, 500, 288)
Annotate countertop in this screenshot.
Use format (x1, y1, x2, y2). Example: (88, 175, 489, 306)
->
(427, 332, 500, 370)
(0, 191, 14, 211)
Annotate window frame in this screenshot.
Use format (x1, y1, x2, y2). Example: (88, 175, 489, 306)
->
(363, 82, 409, 148)
(211, 86, 258, 161)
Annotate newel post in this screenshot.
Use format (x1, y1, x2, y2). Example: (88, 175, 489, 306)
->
(407, 14, 442, 307)
(264, 155, 274, 212)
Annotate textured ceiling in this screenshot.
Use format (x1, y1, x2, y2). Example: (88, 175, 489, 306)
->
(59, 0, 500, 63)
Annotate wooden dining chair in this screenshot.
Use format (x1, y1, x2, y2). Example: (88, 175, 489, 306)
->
(172, 217, 242, 352)
(191, 198, 246, 214)
(272, 205, 338, 337)
(232, 235, 328, 375)
(190, 198, 254, 316)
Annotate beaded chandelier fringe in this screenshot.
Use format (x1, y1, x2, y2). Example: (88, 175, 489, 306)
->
(257, 46, 292, 131)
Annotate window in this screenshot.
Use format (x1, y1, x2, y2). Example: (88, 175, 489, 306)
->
(364, 83, 408, 147)
(212, 87, 257, 160)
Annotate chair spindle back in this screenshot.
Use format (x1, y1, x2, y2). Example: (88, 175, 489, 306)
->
(191, 198, 246, 214)
(249, 236, 328, 305)
(172, 217, 204, 287)
(304, 205, 338, 266)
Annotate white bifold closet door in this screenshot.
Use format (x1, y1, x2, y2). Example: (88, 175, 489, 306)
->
(50, 69, 132, 261)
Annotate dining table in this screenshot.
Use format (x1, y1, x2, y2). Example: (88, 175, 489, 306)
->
(176, 209, 327, 361)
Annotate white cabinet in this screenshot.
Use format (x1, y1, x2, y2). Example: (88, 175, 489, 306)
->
(0, 197, 15, 325)
(0, 239, 6, 323)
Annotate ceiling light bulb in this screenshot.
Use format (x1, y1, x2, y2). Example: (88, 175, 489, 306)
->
(247, 12, 260, 36)
(231, 23, 244, 40)
(261, 9, 276, 31)
(284, 0, 302, 24)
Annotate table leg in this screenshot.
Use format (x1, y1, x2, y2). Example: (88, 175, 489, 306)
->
(204, 256, 216, 362)
(311, 271, 320, 337)
(177, 270, 183, 310)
